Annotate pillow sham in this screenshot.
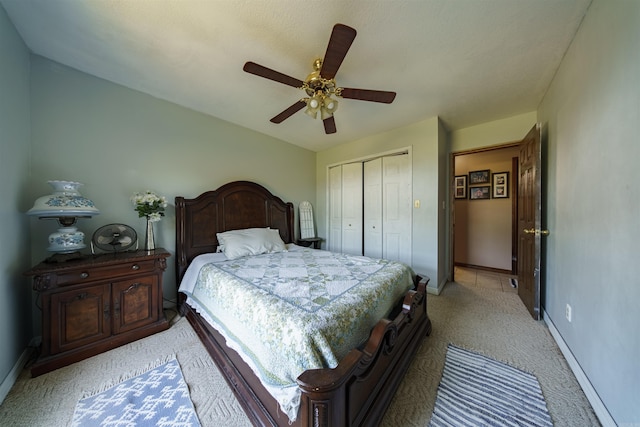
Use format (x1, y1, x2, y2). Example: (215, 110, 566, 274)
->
(216, 227, 286, 259)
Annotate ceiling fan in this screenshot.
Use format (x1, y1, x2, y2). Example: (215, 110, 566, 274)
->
(243, 23, 396, 134)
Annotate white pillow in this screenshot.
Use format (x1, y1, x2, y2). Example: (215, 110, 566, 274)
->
(216, 227, 286, 259)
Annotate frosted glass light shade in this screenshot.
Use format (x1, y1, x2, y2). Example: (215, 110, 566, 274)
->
(323, 97, 338, 113)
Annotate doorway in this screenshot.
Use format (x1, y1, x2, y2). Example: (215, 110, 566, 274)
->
(450, 124, 543, 320)
(451, 144, 520, 278)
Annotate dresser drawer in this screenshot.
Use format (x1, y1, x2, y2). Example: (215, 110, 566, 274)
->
(54, 259, 157, 285)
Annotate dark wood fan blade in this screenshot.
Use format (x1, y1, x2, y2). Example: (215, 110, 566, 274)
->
(243, 62, 304, 88)
(270, 100, 306, 123)
(323, 116, 337, 134)
(339, 87, 396, 104)
(319, 24, 357, 80)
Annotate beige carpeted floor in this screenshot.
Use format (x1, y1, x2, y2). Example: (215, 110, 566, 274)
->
(0, 271, 601, 426)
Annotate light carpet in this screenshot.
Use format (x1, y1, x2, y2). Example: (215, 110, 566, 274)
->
(0, 281, 601, 426)
(429, 344, 552, 427)
(71, 356, 200, 427)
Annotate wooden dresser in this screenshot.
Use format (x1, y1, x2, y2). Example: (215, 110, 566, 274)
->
(25, 249, 170, 376)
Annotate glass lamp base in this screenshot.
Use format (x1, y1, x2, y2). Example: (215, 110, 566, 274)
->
(47, 226, 86, 253)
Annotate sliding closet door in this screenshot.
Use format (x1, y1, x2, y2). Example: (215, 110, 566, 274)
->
(328, 163, 363, 255)
(382, 154, 412, 265)
(341, 162, 363, 255)
(329, 155, 410, 262)
(364, 158, 383, 258)
(328, 166, 343, 252)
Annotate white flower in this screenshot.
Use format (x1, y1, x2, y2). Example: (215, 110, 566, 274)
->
(147, 212, 163, 222)
(131, 190, 167, 221)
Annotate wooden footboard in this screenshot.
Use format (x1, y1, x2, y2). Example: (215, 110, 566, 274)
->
(297, 279, 431, 426)
(182, 278, 431, 427)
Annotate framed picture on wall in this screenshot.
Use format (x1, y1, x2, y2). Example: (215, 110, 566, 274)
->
(492, 171, 509, 198)
(469, 169, 491, 184)
(469, 186, 491, 200)
(454, 175, 467, 199)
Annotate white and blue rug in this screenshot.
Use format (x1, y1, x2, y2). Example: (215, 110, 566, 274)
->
(429, 344, 553, 427)
(72, 356, 201, 427)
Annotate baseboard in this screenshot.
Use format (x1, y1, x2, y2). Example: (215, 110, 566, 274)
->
(454, 262, 513, 275)
(543, 309, 616, 427)
(0, 345, 35, 405)
(426, 276, 448, 295)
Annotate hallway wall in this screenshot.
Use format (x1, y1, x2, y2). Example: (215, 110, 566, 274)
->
(454, 146, 520, 271)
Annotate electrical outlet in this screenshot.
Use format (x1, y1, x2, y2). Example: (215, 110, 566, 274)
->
(565, 304, 572, 322)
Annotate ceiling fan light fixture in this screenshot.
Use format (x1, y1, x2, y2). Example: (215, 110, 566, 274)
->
(320, 107, 333, 120)
(308, 97, 321, 110)
(304, 99, 317, 119)
(304, 106, 318, 119)
(305, 93, 323, 119)
(320, 96, 338, 120)
(323, 96, 338, 113)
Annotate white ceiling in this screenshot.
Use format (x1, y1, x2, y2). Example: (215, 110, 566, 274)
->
(1, 0, 591, 152)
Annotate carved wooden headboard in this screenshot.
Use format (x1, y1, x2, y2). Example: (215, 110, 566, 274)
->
(174, 181, 295, 286)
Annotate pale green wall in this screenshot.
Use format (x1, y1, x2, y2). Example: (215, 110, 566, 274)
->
(448, 0, 640, 422)
(538, 0, 639, 423)
(29, 56, 317, 315)
(0, 5, 32, 393)
(316, 117, 447, 291)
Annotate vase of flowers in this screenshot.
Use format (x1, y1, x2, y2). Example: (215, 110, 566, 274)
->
(131, 191, 167, 251)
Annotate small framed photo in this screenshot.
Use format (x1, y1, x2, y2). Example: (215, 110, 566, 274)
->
(469, 186, 491, 200)
(454, 175, 467, 199)
(492, 171, 509, 198)
(469, 169, 491, 184)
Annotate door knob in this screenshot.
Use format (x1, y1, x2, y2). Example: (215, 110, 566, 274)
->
(523, 228, 550, 236)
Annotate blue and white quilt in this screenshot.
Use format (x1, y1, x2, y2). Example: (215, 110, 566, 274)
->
(179, 246, 414, 422)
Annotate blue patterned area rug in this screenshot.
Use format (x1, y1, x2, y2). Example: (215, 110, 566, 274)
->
(72, 356, 201, 427)
(429, 344, 553, 427)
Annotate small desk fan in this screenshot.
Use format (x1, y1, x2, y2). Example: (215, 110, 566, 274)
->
(91, 223, 137, 254)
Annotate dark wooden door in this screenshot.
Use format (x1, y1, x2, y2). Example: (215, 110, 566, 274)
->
(517, 124, 546, 320)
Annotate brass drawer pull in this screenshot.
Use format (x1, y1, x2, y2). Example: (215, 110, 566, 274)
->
(80, 272, 89, 279)
(124, 283, 140, 293)
(131, 264, 140, 270)
(523, 228, 550, 236)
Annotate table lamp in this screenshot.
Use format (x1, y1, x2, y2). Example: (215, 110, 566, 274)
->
(27, 180, 100, 261)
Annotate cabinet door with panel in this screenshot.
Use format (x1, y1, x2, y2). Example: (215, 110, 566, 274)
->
(49, 283, 111, 355)
(113, 276, 159, 335)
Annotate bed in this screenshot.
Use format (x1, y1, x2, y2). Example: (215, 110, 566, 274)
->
(175, 180, 432, 426)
